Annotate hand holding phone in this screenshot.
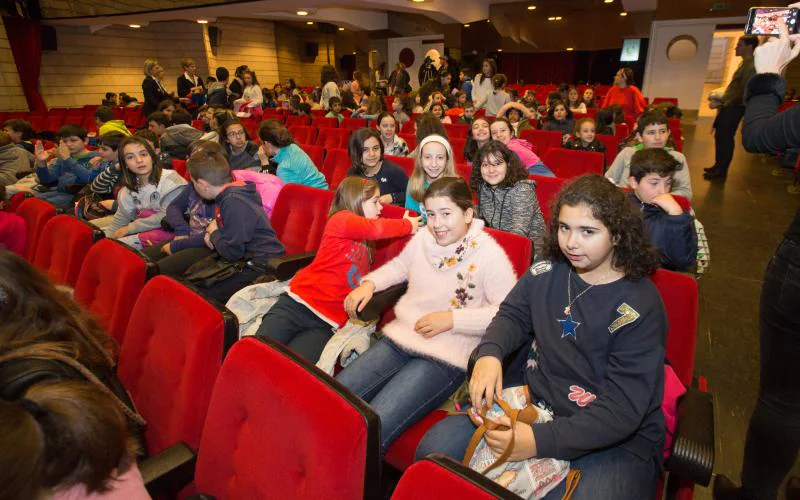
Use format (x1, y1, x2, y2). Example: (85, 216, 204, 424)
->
(746, 6, 800, 36)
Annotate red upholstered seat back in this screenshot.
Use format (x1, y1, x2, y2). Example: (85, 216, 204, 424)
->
(321, 148, 352, 190)
(285, 115, 311, 127)
(117, 276, 226, 454)
(74, 239, 150, 344)
(299, 143, 325, 170)
(450, 138, 466, 163)
(485, 228, 531, 278)
(17, 198, 56, 261)
(444, 123, 469, 139)
(289, 125, 317, 146)
(399, 133, 417, 152)
(530, 175, 567, 226)
(385, 155, 415, 176)
(520, 129, 562, 156)
(270, 184, 334, 255)
(400, 121, 415, 134)
(194, 337, 381, 499)
(595, 134, 619, 168)
(341, 117, 368, 130)
(316, 127, 351, 149)
(651, 269, 698, 387)
(312, 116, 338, 129)
(542, 148, 605, 179)
(33, 215, 100, 286)
(392, 456, 513, 500)
(373, 203, 413, 269)
(171, 159, 190, 180)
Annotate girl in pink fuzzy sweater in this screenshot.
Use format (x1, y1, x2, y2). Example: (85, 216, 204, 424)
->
(337, 177, 517, 454)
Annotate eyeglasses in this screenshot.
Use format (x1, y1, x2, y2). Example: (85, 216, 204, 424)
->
(227, 130, 246, 138)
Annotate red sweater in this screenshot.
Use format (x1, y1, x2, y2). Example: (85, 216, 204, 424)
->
(602, 85, 646, 117)
(0, 211, 26, 256)
(289, 211, 412, 327)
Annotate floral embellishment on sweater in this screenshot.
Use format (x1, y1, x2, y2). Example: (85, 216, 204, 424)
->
(438, 236, 479, 269)
(450, 266, 477, 309)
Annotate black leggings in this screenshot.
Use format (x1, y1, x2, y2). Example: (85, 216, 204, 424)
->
(741, 238, 800, 499)
(255, 294, 333, 363)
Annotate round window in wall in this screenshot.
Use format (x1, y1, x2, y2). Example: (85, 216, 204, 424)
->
(666, 35, 699, 62)
(399, 48, 415, 68)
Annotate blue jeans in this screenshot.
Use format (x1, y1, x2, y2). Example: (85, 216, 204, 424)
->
(417, 412, 659, 500)
(336, 337, 465, 454)
(528, 161, 555, 177)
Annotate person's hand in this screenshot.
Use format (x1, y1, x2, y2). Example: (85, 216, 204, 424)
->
(113, 225, 129, 239)
(562, 133, 571, 144)
(402, 210, 422, 233)
(161, 242, 173, 255)
(650, 193, 684, 216)
(34, 141, 48, 163)
(57, 141, 71, 161)
(257, 144, 270, 164)
(344, 280, 376, 318)
(89, 156, 103, 168)
(754, 19, 800, 75)
(414, 311, 453, 338)
(203, 232, 214, 250)
(484, 415, 537, 460)
(206, 220, 218, 235)
(469, 356, 503, 411)
(379, 193, 393, 205)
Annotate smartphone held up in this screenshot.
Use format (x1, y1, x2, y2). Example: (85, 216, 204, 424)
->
(746, 7, 800, 36)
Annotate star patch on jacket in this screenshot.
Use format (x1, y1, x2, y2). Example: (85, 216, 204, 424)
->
(608, 303, 640, 334)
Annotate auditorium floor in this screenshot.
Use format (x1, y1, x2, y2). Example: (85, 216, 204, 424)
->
(681, 117, 798, 499)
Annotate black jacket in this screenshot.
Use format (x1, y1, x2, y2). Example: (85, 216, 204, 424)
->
(210, 182, 285, 264)
(628, 192, 697, 272)
(743, 73, 800, 242)
(142, 76, 171, 117)
(177, 74, 204, 99)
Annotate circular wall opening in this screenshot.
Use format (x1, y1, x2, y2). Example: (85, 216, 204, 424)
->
(399, 48, 415, 68)
(667, 35, 699, 62)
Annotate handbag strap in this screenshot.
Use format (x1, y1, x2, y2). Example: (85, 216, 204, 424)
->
(562, 469, 582, 500)
(460, 399, 526, 475)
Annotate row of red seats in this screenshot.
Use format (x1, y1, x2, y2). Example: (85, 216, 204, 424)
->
(1, 105, 147, 135)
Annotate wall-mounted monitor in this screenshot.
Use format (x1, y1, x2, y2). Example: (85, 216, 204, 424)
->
(621, 38, 641, 62)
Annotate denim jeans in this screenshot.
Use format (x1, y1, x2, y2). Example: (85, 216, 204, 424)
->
(256, 294, 334, 363)
(741, 238, 800, 499)
(417, 412, 659, 500)
(528, 161, 556, 177)
(336, 337, 465, 454)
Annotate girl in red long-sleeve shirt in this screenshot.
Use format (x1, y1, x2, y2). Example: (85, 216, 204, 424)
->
(602, 68, 646, 117)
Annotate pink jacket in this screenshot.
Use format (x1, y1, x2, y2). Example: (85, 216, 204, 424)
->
(231, 169, 284, 218)
(0, 211, 26, 256)
(507, 138, 544, 168)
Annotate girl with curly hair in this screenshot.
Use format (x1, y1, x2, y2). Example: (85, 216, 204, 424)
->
(418, 174, 666, 499)
(470, 140, 546, 257)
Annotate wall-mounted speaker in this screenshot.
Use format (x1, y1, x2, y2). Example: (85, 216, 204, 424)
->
(41, 25, 57, 51)
(208, 26, 221, 50)
(305, 42, 319, 58)
(317, 22, 339, 34)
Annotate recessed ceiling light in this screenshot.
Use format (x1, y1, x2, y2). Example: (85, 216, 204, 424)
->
(604, 0, 613, 3)
(547, 16, 555, 20)
(555, 16, 562, 20)
(620, 12, 628, 16)
(352, 51, 356, 54)
(338, 27, 345, 31)
(463, 23, 470, 27)
(487, 19, 491, 23)
(497, 49, 503, 52)
(197, 20, 208, 24)
(129, 24, 141, 28)
(297, 10, 308, 15)
(412, 0, 424, 2)
(566, 47, 574, 51)
(527, 5, 536, 10)
(306, 21, 314, 25)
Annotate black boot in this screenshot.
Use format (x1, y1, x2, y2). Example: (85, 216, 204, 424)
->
(713, 475, 743, 500)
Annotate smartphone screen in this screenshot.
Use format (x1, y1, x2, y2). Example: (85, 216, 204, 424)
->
(746, 7, 799, 35)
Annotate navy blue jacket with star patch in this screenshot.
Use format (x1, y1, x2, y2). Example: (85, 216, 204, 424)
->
(475, 260, 667, 464)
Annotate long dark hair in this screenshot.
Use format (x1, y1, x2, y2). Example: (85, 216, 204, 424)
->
(218, 119, 252, 150)
(414, 113, 448, 145)
(476, 58, 497, 86)
(470, 140, 529, 191)
(349, 128, 384, 174)
(464, 117, 491, 163)
(547, 101, 574, 122)
(321, 64, 339, 85)
(118, 136, 163, 192)
(546, 175, 658, 280)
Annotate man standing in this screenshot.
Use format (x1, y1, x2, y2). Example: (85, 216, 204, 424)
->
(704, 36, 760, 180)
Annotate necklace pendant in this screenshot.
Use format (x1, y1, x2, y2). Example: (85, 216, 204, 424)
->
(564, 305, 571, 315)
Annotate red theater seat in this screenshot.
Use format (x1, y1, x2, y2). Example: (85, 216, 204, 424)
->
(542, 148, 605, 179)
(399, 133, 417, 152)
(74, 239, 155, 344)
(443, 123, 469, 139)
(530, 174, 567, 225)
(171, 159, 190, 180)
(117, 276, 237, 455)
(340, 117, 368, 130)
(16, 197, 56, 261)
(270, 184, 334, 255)
(285, 115, 312, 127)
(520, 129, 562, 156)
(33, 215, 103, 286)
(450, 138, 466, 163)
(299, 143, 325, 170)
(400, 121, 416, 134)
(595, 134, 619, 168)
(320, 148, 352, 190)
(289, 125, 317, 146)
(316, 127, 351, 149)
(392, 455, 518, 500)
(385, 155, 414, 176)
(141, 337, 381, 499)
(312, 116, 338, 129)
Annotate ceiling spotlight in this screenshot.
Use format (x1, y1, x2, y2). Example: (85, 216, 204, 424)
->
(412, 0, 425, 2)
(527, 5, 536, 10)
(547, 16, 555, 20)
(487, 19, 491, 22)
(604, 0, 613, 2)
(497, 48, 503, 52)
(306, 21, 314, 25)
(338, 27, 345, 31)
(463, 23, 470, 27)
(555, 16, 562, 20)
(297, 10, 308, 15)
(129, 24, 141, 28)
(196, 20, 208, 24)
(620, 12, 628, 16)
(566, 47, 574, 51)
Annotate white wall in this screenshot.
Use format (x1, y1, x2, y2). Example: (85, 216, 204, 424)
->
(642, 17, 744, 111)
(388, 35, 444, 91)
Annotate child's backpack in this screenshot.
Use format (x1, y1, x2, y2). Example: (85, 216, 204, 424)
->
(231, 170, 284, 219)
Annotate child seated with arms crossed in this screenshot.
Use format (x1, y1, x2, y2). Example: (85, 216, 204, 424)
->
(628, 148, 697, 272)
(564, 118, 608, 168)
(184, 147, 285, 303)
(103, 136, 186, 248)
(338, 177, 517, 456)
(471, 140, 546, 257)
(417, 175, 667, 500)
(325, 96, 345, 124)
(605, 110, 692, 200)
(489, 118, 554, 177)
(405, 135, 457, 215)
(256, 177, 420, 362)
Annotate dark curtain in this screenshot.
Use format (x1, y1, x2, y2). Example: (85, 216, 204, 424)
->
(3, 17, 47, 113)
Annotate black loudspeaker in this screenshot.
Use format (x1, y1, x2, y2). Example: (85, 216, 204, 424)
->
(317, 22, 338, 34)
(208, 26, 221, 50)
(305, 42, 319, 58)
(41, 25, 57, 51)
